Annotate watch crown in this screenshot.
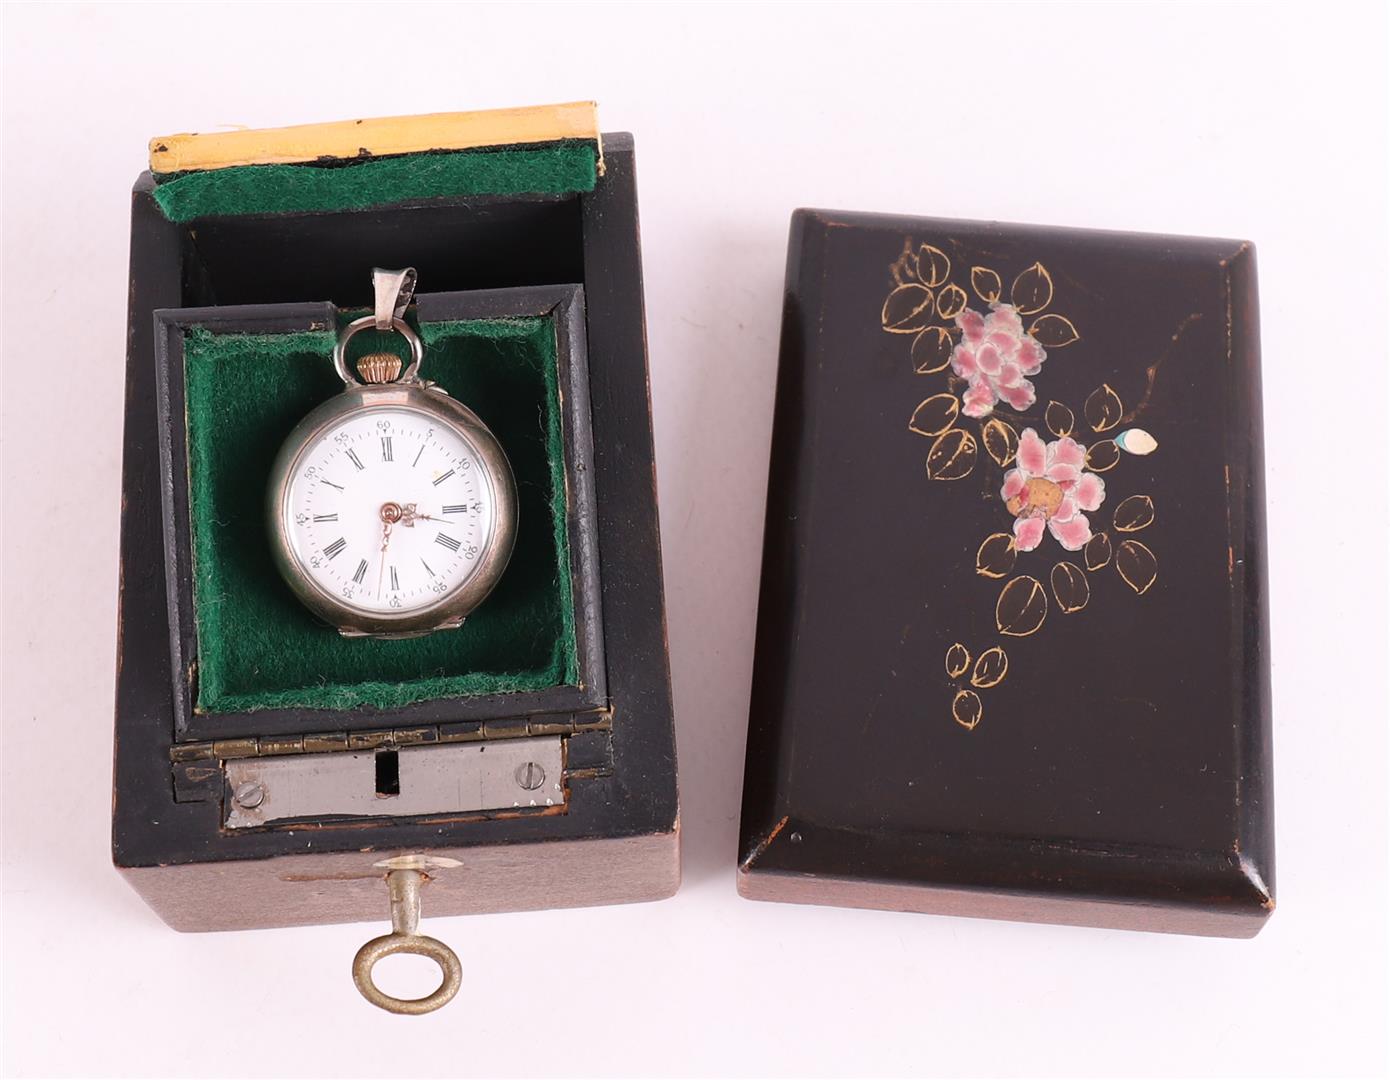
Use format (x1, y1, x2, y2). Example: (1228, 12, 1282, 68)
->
(357, 352, 403, 384)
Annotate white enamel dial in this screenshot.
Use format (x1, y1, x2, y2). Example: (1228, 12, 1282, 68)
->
(282, 406, 496, 616)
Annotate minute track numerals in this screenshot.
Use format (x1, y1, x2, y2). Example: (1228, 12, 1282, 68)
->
(283, 407, 494, 616)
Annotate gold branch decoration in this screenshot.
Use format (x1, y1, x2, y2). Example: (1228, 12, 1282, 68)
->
(885, 239, 1169, 733)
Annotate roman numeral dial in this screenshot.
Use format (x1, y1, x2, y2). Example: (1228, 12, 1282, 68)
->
(282, 406, 496, 618)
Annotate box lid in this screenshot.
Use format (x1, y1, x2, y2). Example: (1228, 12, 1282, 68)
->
(144, 101, 602, 223)
(738, 209, 1273, 937)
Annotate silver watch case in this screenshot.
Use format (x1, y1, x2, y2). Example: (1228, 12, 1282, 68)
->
(266, 381, 518, 638)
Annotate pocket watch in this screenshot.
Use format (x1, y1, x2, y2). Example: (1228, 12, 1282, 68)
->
(267, 268, 517, 637)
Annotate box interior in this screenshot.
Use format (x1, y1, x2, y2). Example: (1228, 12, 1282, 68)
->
(183, 315, 577, 713)
(117, 135, 680, 890)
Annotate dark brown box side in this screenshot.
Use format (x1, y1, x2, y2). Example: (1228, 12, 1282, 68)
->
(114, 135, 680, 929)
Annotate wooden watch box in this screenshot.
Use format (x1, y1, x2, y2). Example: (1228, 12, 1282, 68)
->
(112, 111, 679, 931)
(739, 210, 1273, 937)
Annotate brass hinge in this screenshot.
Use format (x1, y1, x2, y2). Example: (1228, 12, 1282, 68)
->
(169, 711, 612, 763)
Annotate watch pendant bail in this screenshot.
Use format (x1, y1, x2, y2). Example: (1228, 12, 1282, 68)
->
(373, 266, 417, 329)
(332, 267, 425, 387)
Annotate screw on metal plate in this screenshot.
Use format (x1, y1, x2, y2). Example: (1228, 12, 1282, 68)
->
(514, 761, 546, 791)
(352, 865, 461, 1015)
(232, 780, 264, 809)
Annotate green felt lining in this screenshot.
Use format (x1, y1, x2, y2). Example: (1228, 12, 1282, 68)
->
(184, 317, 577, 713)
(153, 143, 597, 222)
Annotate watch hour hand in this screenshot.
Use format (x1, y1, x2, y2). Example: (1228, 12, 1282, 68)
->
(399, 502, 445, 527)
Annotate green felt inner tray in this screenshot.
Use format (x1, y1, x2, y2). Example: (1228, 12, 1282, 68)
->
(184, 317, 577, 713)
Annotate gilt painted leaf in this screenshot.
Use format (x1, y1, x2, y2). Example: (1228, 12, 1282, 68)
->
(936, 283, 968, 320)
(882, 283, 935, 333)
(1045, 400, 1075, 438)
(1116, 539, 1158, 594)
(908, 394, 960, 437)
(1113, 495, 1155, 532)
(926, 428, 977, 480)
(1085, 440, 1121, 472)
(911, 326, 956, 374)
(1010, 262, 1054, 315)
(1085, 383, 1123, 432)
(952, 689, 983, 730)
(996, 575, 1048, 636)
(889, 244, 918, 286)
(976, 532, 1018, 578)
(1028, 314, 1080, 347)
(945, 642, 971, 679)
(981, 417, 1019, 466)
(970, 646, 1009, 689)
(918, 244, 951, 288)
(1084, 531, 1113, 571)
(971, 266, 1002, 303)
(1050, 561, 1090, 613)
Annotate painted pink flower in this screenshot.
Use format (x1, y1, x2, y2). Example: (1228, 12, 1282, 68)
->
(1000, 428, 1106, 551)
(951, 304, 1047, 417)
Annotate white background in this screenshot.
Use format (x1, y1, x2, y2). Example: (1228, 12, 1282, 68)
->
(3, 3, 1387, 1077)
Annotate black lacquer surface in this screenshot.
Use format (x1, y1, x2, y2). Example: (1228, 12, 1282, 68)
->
(739, 210, 1272, 934)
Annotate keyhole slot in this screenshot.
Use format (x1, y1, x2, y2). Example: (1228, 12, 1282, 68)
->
(375, 750, 400, 797)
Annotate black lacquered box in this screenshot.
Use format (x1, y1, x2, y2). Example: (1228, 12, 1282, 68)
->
(113, 112, 678, 931)
(739, 210, 1273, 937)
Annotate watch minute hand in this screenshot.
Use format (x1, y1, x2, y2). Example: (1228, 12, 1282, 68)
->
(376, 520, 392, 598)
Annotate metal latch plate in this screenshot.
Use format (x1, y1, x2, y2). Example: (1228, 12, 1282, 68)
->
(224, 736, 563, 828)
